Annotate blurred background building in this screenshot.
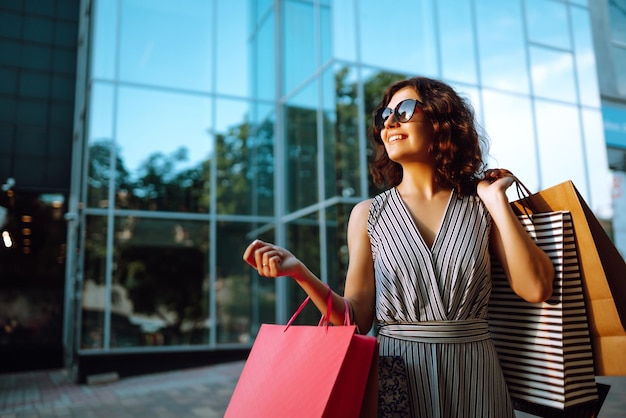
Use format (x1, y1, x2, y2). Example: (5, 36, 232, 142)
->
(1, 0, 625, 380)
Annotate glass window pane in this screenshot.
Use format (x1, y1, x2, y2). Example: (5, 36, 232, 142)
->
(81, 215, 108, 349)
(19, 71, 50, 99)
(285, 80, 319, 212)
(525, 0, 571, 50)
(216, 0, 249, 97)
(252, 11, 276, 101)
(21, 44, 52, 71)
(0, 67, 17, 95)
(283, 0, 316, 95)
(359, 0, 437, 77)
(119, 0, 213, 92)
(610, 0, 626, 44)
(92, 0, 117, 80)
(476, 0, 529, 94)
(530, 46, 577, 102)
(17, 99, 47, 125)
(571, 7, 601, 107)
(320, 3, 332, 65)
(286, 214, 321, 325)
(249, 103, 275, 216)
(439, 0, 477, 84)
(324, 204, 353, 295)
(582, 108, 612, 215)
(23, 16, 54, 44)
(216, 222, 275, 344)
(613, 45, 626, 96)
(482, 90, 540, 191)
(215, 99, 268, 215)
(112, 217, 210, 347)
(87, 82, 115, 208)
(115, 86, 212, 212)
(331, 0, 356, 61)
(16, 126, 46, 157)
(534, 100, 587, 193)
(324, 65, 361, 199)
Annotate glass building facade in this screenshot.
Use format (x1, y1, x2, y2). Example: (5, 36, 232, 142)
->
(3, 0, 624, 376)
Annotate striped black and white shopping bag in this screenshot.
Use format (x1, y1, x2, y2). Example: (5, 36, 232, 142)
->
(488, 210, 598, 411)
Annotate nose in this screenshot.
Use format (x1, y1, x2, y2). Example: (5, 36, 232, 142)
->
(384, 111, 399, 128)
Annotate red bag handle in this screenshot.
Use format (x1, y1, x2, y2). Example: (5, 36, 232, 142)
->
(284, 283, 351, 332)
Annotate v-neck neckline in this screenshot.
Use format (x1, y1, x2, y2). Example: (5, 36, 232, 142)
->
(392, 187, 455, 251)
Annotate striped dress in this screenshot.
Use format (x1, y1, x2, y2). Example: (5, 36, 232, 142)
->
(368, 188, 515, 418)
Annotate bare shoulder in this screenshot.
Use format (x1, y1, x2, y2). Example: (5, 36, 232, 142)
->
(349, 199, 373, 222)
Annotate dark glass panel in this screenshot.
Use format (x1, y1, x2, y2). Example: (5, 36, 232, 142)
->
(111, 217, 210, 347)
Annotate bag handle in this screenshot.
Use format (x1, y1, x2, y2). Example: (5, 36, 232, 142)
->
(284, 283, 351, 332)
(509, 174, 537, 222)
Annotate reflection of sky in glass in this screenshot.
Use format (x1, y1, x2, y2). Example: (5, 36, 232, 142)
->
(359, 0, 437, 76)
(534, 100, 586, 193)
(525, 0, 570, 49)
(216, 0, 249, 96)
(119, 0, 213, 91)
(475, 1, 528, 94)
(530, 47, 576, 102)
(89, 82, 114, 142)
(284, 1, 316, 95)
(482, 90, 540, 190)
(439, 0, 477, 84)
(116, 87, 212, 177)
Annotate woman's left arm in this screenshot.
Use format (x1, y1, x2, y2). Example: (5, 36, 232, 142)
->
(478, 170, 555, 303)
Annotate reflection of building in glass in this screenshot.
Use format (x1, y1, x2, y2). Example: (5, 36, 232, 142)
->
(1, 0, 625, 379)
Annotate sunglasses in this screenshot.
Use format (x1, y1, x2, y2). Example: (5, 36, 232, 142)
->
(374, 98, 424, 130)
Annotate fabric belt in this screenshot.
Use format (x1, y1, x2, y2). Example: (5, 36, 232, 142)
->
(378, 319, 491, 343)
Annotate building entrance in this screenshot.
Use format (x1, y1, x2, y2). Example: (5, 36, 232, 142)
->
(0, 187, 67, 372)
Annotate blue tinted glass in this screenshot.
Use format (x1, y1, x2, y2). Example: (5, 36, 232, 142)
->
(331, 0, 356, 61)
(571, 7, 600, 107)
(283, 0, 316, 95)
(216, 0, 250, 97)
(115, 86, 212, 211)
(530, 46, 577, 102)
(475, 0, 529, 94)
(359, 0, 437, 76)
(614, 45, 626, 96)
(87, 82, 115, 208)
(253, 10, 275, 100)
(482, 91, 538, 189)
(23, 15, 54, 44)
(439, 0, 477, 84)
(320, 4, 332, 66)
(285, 80, 318, 212)
(19, 71, 49, 99)
(92, 0, 117, 80)
(534, 100, 586, 193)
(525, 0, 571, 50)
(119, 0, 213, 92)
(610, 0, 626, 43)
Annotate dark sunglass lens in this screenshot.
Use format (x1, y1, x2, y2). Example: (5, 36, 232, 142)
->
(396, 99, 417, 122)
(375, 108, 392, 129)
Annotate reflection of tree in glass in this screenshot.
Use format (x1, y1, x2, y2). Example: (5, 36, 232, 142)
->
(118, 245, 207, 345)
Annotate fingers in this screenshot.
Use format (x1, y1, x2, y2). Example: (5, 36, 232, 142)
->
(242, 240, 285, 276)
(484, 168, 513, 181)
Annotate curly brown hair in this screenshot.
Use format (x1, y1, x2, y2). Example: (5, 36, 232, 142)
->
(369, 77, 486, 195)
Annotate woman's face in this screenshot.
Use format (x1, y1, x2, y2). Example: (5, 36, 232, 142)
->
(380, 86, 434, 164)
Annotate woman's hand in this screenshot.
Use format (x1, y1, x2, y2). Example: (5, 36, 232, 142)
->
(243, 239, 301, 278)
(477, 168, 515, 205)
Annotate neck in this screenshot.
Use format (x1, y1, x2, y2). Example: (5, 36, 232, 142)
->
(396, 163, 447, 199)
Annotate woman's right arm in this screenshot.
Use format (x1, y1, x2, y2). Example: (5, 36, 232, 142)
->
(242, 199, 376, 333)
(343, 199, 376, 333)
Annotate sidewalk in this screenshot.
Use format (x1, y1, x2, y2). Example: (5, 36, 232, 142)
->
(1, 361, 625, 417)
(0, 361, 244, 418)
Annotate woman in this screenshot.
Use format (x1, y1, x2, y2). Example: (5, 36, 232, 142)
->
(243, 77, 554, 417)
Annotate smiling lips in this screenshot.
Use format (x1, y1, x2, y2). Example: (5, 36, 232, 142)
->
(388, 134, 406, 143)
